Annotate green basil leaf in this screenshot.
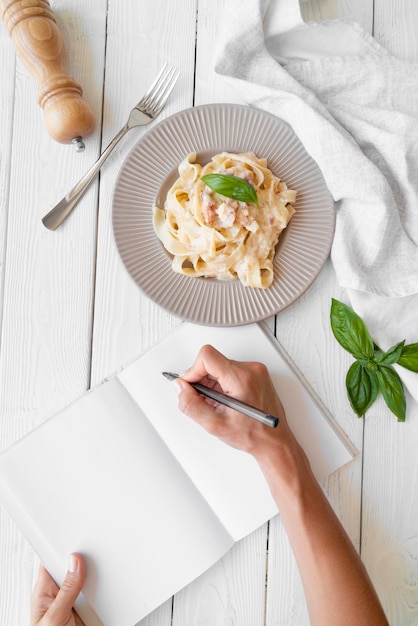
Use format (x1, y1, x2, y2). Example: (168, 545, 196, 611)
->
(201, 174, 259, 206)
(375, 365, 406, 422)
(330, 298, 375, 360)
(346, 361, 379, 417)
(375, 340, 405, 365)
(397, 343, 418, 373)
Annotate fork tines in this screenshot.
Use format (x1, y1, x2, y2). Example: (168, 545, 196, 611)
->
(140, 64, 180, 117)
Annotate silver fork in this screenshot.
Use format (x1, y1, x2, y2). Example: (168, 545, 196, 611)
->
(42, 64, 179, 230)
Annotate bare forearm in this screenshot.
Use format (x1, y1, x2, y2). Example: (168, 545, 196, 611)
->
(258, 445, 389, 626)
(177, 347, 388, 625)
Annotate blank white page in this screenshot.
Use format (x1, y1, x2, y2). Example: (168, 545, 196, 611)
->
(0, 376, 233, 626)
(118, 322, 355, 540)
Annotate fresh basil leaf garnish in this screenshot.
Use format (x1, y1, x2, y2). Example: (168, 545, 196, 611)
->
(397, 343, 418, 372)
(346, 361, 379, 417)
(330, 298, 375, 360)
(375, 365, 406, 422)
(330, 298, 416, 421)
(375, 340, 405, 366)
(201, 173, 259, 206)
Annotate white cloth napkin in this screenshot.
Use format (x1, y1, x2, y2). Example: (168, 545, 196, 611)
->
(215, 0, 418, 405)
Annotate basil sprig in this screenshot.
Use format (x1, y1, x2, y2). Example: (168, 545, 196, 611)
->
(201, 173, 259, 206)
(330, 298, 418, 421)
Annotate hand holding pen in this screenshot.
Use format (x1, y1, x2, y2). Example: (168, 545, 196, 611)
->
(163, 372, 279, 428)
(31, 344, 388, 626)
(167, 344, 295, 461)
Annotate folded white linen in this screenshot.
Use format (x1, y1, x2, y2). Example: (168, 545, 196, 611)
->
(215, 0, 418, 407)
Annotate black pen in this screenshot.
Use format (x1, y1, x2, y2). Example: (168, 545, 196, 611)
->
(162, 372, 279, 428)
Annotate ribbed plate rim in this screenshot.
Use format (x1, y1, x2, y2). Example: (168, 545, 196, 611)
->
(112, 103, 335, 326)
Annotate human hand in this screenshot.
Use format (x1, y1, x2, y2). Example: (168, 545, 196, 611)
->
(31, 553, 86, 626)
(174, 344, 299, 462)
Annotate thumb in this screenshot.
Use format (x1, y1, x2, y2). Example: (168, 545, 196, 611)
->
(47, 554, 86, 623)
(174, 377, 208, 414)
(174, 378, 225, 430)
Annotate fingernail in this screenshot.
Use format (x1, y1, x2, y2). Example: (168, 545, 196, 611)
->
(172, 378, 183, 395)
(68, 554, 77, 573)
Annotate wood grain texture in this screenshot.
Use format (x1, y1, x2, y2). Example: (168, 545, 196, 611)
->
(360, 2, 418, 623)
(0, 29, 28, 626)
(173, 526, 268, 626)
(361, 401, 418, 624)
(167, 5, 270, 623)
(0, 1, 107, 624)
(89, 0, 197, 387)
(89, 2, 198, 622)
(90, 2, 271, 623)
(266, 261, 364, 625)
(0, 14, 15, 318)
(194, 0, 244, 107)
(276, 3, 418, 623)
(374, 0, 418, 60)
(1, 0, 96, 143)
(1, 0, 417, 624)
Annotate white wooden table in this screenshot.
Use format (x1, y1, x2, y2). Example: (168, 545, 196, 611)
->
(1, 1, 417, 624)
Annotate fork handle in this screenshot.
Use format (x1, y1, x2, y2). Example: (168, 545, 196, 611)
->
(42, 125, 129, 230)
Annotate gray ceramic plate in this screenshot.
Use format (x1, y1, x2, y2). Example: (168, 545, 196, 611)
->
(112, 103, 335, 326)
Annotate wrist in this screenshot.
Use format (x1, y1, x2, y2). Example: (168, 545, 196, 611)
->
(254, 431, 317, 504)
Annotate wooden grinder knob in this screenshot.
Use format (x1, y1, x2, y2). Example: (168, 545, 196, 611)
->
(1, 0, 95, 147)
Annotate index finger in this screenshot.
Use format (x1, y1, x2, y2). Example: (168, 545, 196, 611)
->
(181, 344, 242, 392)
(31, 565, 60, 625)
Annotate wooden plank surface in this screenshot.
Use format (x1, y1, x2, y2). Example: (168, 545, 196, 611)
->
(0, 1, 417, 625)
(0, 1, 107, 623)
(359, 3, 418, 623)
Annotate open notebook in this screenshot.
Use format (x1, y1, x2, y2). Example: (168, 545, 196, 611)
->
(0, 322, 355, 626)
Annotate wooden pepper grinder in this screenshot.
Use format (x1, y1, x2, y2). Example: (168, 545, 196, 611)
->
(1, 0, 95, 150)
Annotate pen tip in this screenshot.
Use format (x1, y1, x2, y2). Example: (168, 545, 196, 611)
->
(162, 372, 178, 381)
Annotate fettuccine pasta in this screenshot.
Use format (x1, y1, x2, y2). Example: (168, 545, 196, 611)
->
(153, 152, 296, 288)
